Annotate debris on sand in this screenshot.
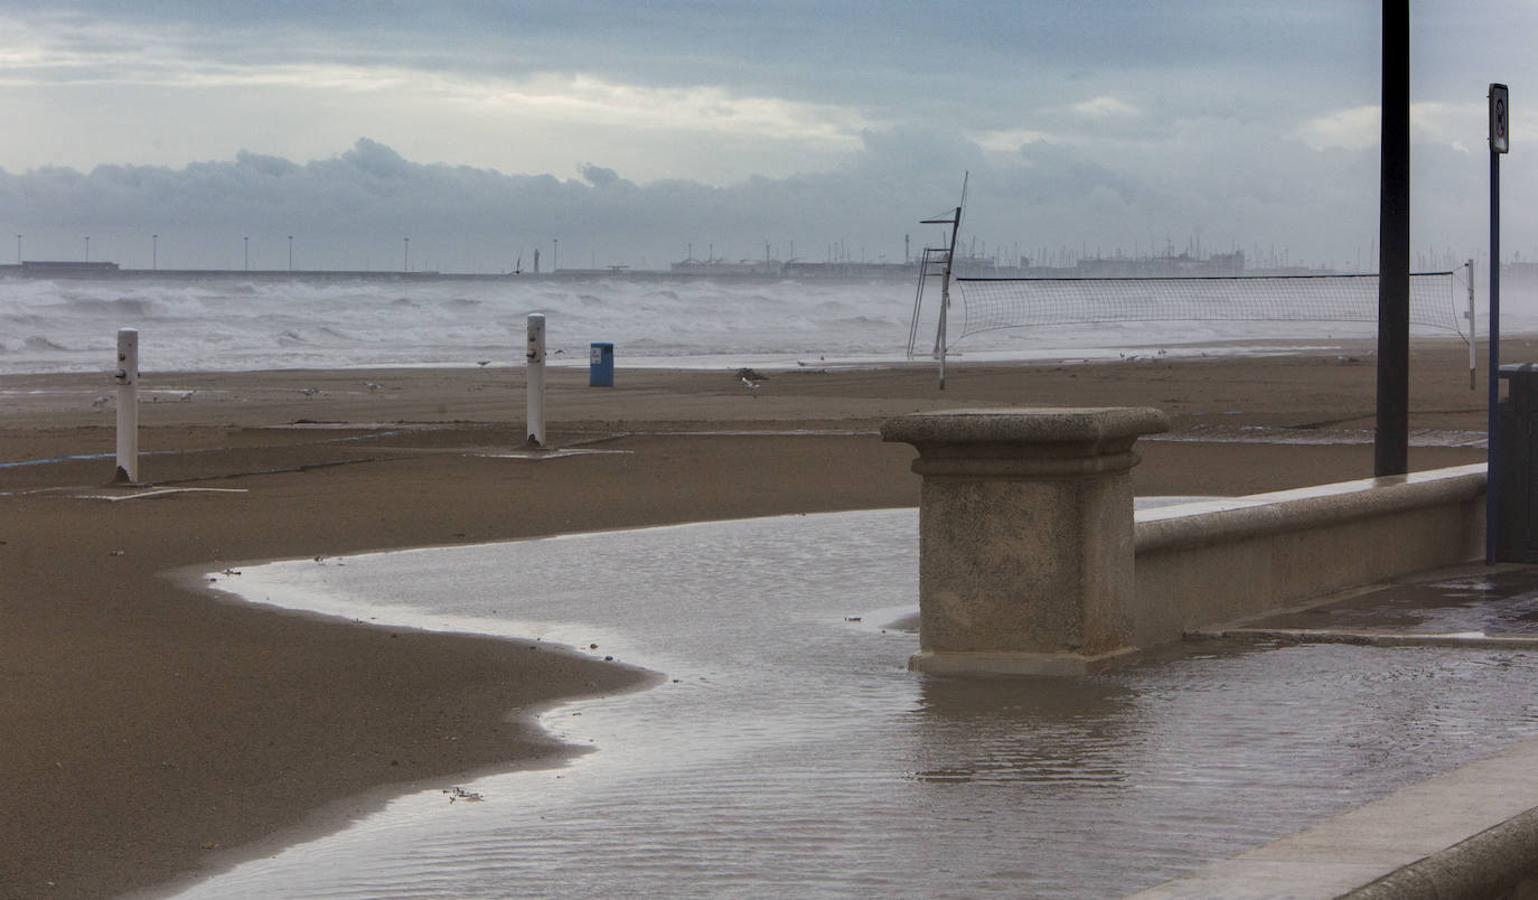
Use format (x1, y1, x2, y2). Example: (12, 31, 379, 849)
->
(443, 786, 484, 803)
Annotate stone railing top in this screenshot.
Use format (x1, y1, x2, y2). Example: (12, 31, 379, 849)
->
(881, 407, 1170, 449)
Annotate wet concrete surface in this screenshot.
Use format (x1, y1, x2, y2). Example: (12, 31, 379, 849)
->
(183, 509, 1538, 898)
(1223, 564, 1538, 640)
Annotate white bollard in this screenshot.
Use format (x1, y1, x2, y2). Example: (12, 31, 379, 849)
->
(114, 327, 139, 483)
(526, 313, 546, 447)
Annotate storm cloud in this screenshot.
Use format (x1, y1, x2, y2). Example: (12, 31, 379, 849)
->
(1, 2, 1535, 271)
(0, 123, 1516, 273)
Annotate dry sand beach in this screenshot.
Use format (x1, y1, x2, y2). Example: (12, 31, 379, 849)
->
(0, 338, 1505, 898)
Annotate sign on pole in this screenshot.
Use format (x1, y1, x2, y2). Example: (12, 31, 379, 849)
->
(1491, 83, 1510, 154)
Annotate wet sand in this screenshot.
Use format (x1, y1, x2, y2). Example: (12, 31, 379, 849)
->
(0, 339, 1499, 898)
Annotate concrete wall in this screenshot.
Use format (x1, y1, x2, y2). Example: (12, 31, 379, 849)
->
(883, 407, 1490, 675)
(1132, 463, 1487, 647)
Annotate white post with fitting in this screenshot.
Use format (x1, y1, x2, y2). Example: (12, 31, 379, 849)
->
(114, 327, 140, 483)
(525, 313, 546, 447)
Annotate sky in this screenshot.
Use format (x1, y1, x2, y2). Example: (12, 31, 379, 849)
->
(0, 1, 1535, 272)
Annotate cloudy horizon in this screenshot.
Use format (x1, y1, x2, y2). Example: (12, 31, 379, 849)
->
(1, 2, 1535, 272)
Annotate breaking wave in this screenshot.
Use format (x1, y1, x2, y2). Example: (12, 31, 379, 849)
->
(0, 273, 1520, 375)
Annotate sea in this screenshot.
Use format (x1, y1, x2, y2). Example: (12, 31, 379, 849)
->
(0, 274, 1500, 376)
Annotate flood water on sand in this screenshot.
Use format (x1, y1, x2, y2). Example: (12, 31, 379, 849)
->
(187, 509, 1538, 898)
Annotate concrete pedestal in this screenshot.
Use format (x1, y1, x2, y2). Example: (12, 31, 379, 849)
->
(881, 408, 1169, 676)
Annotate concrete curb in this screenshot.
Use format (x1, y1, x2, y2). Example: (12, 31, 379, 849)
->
(1345, 804, 1538, 899)
(1134, 465, 1486, 554)
(1189, 627, 1538, 650)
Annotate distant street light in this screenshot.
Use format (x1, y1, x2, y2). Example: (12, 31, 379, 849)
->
(84, 235, 90, 263)
(553, 238, 559, 272)
(152, 234, 158, 271)
(244, 236, 249, 271)
(403, 236, 410, 273)
(15, 234, 20, 264)
(288, 235, 294, 272)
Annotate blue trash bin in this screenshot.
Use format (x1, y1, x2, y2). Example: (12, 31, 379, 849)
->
(589, 341, 614, 387)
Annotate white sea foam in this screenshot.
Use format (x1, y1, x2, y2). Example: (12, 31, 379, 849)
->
(0, 275, 1512, 375)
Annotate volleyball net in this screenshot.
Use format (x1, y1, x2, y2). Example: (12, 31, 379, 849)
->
(942, 271, 1467, 349)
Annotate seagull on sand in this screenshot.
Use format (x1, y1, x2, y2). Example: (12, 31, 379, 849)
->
(740, 375, 759, 397)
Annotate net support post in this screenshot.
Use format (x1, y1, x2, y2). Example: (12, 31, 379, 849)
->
(525, 313, 546, 448)
(113, 327, 139, 484)
(881, 407, 1169, 676)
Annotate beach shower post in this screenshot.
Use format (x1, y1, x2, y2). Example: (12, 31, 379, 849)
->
(526, 313, 546, 447)
(114, 327, 139, 483)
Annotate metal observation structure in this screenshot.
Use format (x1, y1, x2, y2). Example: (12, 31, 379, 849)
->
(907, 174, 966, 389)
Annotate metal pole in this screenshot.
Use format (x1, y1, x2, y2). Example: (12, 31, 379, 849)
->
(928, 287, 941, 386)
(1468, 259, 1476, 390)
(1374, 0, 1410, 477)
(403, 237, 409, 273)
(1488, 150, 1502, 562)
(152, 234, 157, 271)
(526, 313, 546, 447)
(114, 328, 139, 483)
(288, 235, 294, 272)
(938, 212, 961, 390)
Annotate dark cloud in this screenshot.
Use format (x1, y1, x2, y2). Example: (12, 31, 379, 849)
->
(0, 126, 1512, 275)
(0, 2, 1401, 129)
(579, 163, 625, 188)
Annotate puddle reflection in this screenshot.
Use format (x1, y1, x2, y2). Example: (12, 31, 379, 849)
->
(909, 676, 1138, 787)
